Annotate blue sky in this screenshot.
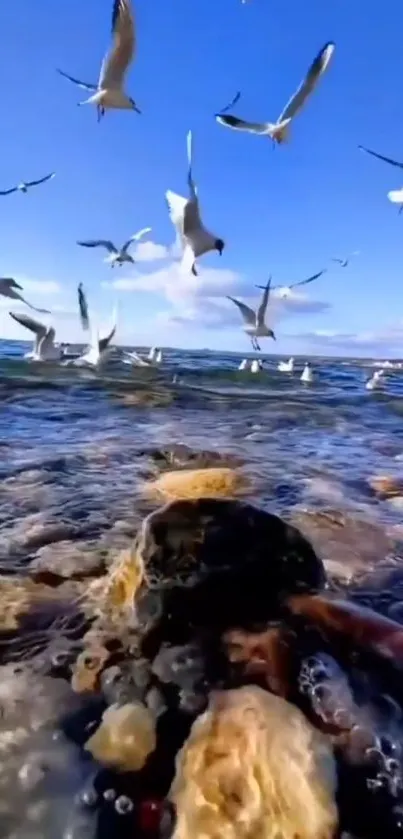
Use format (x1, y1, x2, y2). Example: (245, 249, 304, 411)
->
(1, 0, 403, 356)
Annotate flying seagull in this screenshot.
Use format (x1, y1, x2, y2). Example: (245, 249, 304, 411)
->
(227, 278, 275, 351)
(331, 252, 359, 268)
(78, 283, 90, 331)
(57, 0, 139, 122)
(77, 227, 152, 267)
(256, 269, 326, 298)
(166, 130, 225, 276)
(215, 41, 335, 144)
(0, 173, 55, 196)
(9, 312, 62, 361)
(0, 278, 51, 314)
(359, 145, 403, 213)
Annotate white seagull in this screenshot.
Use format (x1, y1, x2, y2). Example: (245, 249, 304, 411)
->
(0, 173, 55, 196)
(9, 312, 62, 361)
(227, 278, 275, 351)
(301, 363, 313, 383)
(166, 130, 225, 276)
(256, 269, 326, 299)
(278, 357, 294, 372)
(216, 42, 335, 144)
(57, 0, 140, 122)
(238, 358, 249, 371)
(359, 145, 403, 213)
(77, 227, 152, 267)
(366, 369, 384, 391)
(250, 359, 263, 373)
(0, 278, 51, 314)
(72, 309, 118, 368)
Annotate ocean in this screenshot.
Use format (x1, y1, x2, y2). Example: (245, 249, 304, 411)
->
(2, 337, 403, 838)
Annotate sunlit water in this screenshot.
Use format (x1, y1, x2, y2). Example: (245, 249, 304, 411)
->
(2, 338, 403, 838)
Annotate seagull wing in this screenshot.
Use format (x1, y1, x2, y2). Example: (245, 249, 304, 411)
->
(227, 296, 257, 326)
(77, 240, 118, 254)
(257, 278, 272, 325)
(25, 173, 55, 189)
(331, 258, 344, 265)
(358, 145, 403, 170)
(17, 296, 52, 314)
(183, 196, 202, 236)
(217, 91, 241, 115)
(216, 114, 272, 135)
(99, 306, 118, 352)
(78, 283, 90, 331)
(166, 191, 188, 244)
(0, 186, 18, 195)
(186, 129, 199, 200)
(289, 269, 327, 289)
(122, 226, 152, 252)
(99, 0, 135, 90)
(9, 311, 48, 337)
(278, 41, 335, 123)
(57, 68, 97, 91)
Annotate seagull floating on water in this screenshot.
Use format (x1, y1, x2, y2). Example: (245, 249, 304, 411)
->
(57, 0, 140, 122)
(72, 309, 118, 369)
(216, 41, 335, 144)
(256, 269, 326, 299)
(0, 173, 55, 196)
(278, 357, 294, 372)
(0, 278, 51, 314)
(166, 130, 225, 276)
(359, 145, 403, 213)
(77, 227, 151, 267)
(238, 358, 249, 371)
(9, 312, 62, 361)
(301, 362, 313, 383)
(250, 359, 263, 373)
(227, 278, 275, 351)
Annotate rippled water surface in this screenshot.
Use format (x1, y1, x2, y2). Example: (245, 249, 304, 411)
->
(2, 338, 403, 838)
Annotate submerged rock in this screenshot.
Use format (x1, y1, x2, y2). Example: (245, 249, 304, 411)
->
(143, 467, 251, 503)
(85, 702, 157, 772)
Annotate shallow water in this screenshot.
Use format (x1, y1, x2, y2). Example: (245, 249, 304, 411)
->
(2, 338, 403, 838)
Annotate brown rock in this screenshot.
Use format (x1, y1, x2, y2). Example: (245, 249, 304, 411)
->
(30, 541, 105, 582)
(367, 475, 403, 499)
(143, 467, 251, 503)
(17, 520, 78, 552)
(290, 509, 394, 583)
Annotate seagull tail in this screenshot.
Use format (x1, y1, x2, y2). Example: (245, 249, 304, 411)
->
(267, 118, 291, 144)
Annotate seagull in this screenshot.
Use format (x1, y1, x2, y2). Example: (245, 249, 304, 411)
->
(166, 130, 225, 276)
(256, 269, 326, 299)
(359, 145, 403, 213)
(301, 362, 313, 383)
(72, 309, 118, 368)
(250, 359, 263, 373)
(238, 358, 249, 371)
(0, 173, 55, 196)
(278, 357, 294, 372)
(366, 369, 384, 391)
(215, 41, 335, 144)
(77, 227, 152, 267)
(9, 312, 62, 361)
(122, 350, 153, 367)
(78, 283, 90, 331)
(0, 278, 51, 314)
(331, 252, 359, 268)
(57, 0, 140, 122)
(227, 278, 275, 351)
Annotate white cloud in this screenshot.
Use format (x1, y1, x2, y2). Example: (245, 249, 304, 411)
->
(292, 324, 403, 353)
(132, 240, 170, 262)
(104, 254, 331, 332)
(14, 277, 61, 294)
